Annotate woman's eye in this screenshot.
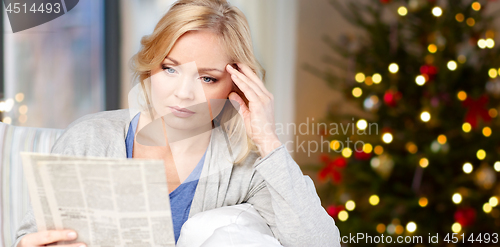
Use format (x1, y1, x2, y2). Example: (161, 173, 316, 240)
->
(162, 66, 177, 74)
(201, 77, 218, 84)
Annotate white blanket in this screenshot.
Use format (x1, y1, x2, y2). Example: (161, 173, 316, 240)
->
(177, 203, 283, 247)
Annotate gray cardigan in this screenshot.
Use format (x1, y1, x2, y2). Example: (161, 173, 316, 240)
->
(12, 109, 341, 247)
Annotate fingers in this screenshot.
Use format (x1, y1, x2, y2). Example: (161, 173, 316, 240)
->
(228, 92, 252, 136)
(23, 230, 85, 247)
(227, 66, 260, 102)
(235, 63, 272, 97)
(226, 64, 268, 100)
(228, 92, 249, 115)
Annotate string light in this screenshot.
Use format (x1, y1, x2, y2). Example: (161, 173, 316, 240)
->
(483, 203, 492, 213)
(398, 6, 408, 16)
(452, 193, 462, 204)
(478, 39, 486, 49)
(420, 111, 431, 122)
(419, 197, 428, 207)
(395, 225, 404, 235)
(365, 76, 373, 86)
(428, 44, 438, 53)
(463, 162, 473, 174)
(369, 195, 380, 205)
(490, 197, 499, 207)
(489, 108, 498, 118)
(352, 87, 363, 97)
(372, 73, 382, 84)
(457, 91, 467, 101)
(489, 68, 498, 78)
(452, 223, 462, 233)
(363, 143, 373, 153)
(495, 161, 500, 172)
(355, 73, 365, 83)
(371, 157, 380, 168)
(486, 30, 495, 39)
(419, 158, 429, 168)
(486, 38, 495, 48)
(376, 224, 386, 234)
(357, 119, 367, 130)
(342, 147, 353, 158)
(458, 55, 466, 63)
(477, 149, 486, 160)
(483, 127, 492, 137)
(330, 140, 341, 151)
(2, 117, 12, 124)
(19, 105, 28, 115)
(416, 75, 426, 86)
(455, 13, 464, 22)
(387, 224, 396, 234)
(374, 145, 384, 155)
(432, 7, 443, 17)
(15, 93, 24, 102)
(382, 133, 393, 144)
(345, 200, 356, 211)
(472, 2, 481, 11)
(388, 63, 399, 73)
(437, 135, 447, 144)
(462, 123, 472, 133)
(447, 61, 457, 71)
(406, 142, 418, 154)
(406, 222, 417, 233)
(466, 18, 475, 26)
(338, 210, 349, 221)
(4, 99, 14, 112)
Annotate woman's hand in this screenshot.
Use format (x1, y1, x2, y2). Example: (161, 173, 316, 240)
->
(226, 63, 282, 157)
(17, 230, 86, 247)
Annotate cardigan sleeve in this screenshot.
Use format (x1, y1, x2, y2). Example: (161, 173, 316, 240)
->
(245, 144, 341, 247)
(11, 203, 37, 247)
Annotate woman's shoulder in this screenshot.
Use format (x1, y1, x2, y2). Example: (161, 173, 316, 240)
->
(51, 109, 131, 156)
(65, 109, 131, 131)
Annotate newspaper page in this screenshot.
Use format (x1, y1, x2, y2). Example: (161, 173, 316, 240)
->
(20, 152, 164, 232)
(21, 152, 175, 247)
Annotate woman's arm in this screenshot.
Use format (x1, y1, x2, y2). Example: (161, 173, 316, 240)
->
(246, 144, 341, 247)
(11, 203, 37, 247)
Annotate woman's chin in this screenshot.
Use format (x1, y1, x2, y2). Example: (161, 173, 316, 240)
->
(163, 115, 212, 132)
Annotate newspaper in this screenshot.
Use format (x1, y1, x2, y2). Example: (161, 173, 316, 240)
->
(21, 152, 175, 247)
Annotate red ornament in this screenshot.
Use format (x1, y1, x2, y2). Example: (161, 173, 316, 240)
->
(383, 89, 402, 107)
(327, 205, 346, 218)
(354, 149, 372, 160)
(454, 207, 476, 227)
(319, 156, 347, 184)
(462, 94, 491, 128)
(420, 65, 438, 81)
(380, 0, 391, 3)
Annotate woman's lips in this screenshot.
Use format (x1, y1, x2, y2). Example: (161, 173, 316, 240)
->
(168, 106, 195, 118)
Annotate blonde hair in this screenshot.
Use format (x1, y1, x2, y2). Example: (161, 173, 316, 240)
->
(130, 0, 264, 163)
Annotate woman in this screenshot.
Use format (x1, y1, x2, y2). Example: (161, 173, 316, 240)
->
(13, 0, 341, 246)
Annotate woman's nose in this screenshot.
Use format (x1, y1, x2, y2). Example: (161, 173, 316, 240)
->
(173, 75, 196, 100)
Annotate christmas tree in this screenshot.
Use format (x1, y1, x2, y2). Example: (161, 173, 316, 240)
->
(309, 0, 500, 246)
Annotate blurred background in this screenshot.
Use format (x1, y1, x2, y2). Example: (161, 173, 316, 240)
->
(2, 0, 500, 245)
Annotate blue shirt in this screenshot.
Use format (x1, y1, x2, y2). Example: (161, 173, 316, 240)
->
(125, 112, 206, 243)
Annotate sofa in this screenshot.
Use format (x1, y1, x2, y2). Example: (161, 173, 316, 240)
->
(0, 122, 64, 247)
(0, 121, 284, 247)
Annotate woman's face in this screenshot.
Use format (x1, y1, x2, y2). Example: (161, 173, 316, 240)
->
(149, 30, 234, 130)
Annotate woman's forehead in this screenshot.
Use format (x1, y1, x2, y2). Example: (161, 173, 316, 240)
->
(165, 30, 231, 67)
